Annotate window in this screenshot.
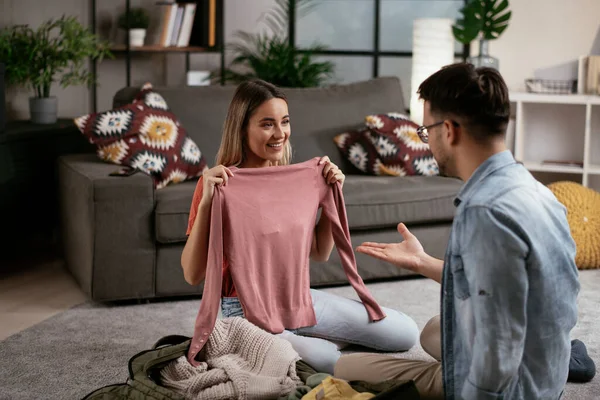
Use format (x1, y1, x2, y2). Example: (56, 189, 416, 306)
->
(294, 0, 468, 106)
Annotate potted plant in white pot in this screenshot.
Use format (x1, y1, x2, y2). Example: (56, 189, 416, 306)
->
(0, 16, 111, 124)
(118, 8, 150, 47)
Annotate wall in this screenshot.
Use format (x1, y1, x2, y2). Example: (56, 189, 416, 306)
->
(2, 0, 276, 119)
(490, 0, 600, 91)
(2, 0, 600, 119)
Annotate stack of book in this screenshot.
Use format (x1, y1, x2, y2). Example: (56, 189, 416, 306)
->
(578, 55, 600, 95)
(155, 0, 222, 48)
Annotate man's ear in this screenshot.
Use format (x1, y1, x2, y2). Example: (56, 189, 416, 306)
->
(444, 119, 460, 146)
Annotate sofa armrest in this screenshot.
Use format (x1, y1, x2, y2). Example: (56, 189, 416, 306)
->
(58, 154, 156, 301)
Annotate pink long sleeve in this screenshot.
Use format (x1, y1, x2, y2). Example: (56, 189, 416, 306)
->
(319, 178, 387, 322)
(187, 188, 224, 366)
(187, 158, 386, 364)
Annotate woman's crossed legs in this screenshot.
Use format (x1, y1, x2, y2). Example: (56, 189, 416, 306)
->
(220, 289, 419, 374)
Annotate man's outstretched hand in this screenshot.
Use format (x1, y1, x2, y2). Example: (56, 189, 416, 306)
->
(356, 223, 444, 283)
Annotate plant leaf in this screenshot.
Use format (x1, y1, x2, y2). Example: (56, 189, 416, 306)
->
(481, 0, 512, 40)
(453, 0, 511, 43)
(213, 0, 334, 87)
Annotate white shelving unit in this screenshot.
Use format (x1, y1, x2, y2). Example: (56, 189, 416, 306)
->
(510, 92, 600, 191)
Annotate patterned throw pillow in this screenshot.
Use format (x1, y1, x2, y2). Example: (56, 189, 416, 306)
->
(74, 83, 207, 189)
(334, 113, 438, 177)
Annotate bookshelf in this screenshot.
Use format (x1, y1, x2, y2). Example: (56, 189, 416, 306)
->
(89, 0, 226, 113)
(510, 92, 600, 192)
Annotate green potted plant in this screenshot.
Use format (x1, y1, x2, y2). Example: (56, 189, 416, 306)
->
(0, 16, 111, 124)
(214, 0, 335, 87)
(452, 0, 511, 70)
(118, 7, 150, 47)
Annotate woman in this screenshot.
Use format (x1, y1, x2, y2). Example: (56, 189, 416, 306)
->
(181, 79, 419, 374)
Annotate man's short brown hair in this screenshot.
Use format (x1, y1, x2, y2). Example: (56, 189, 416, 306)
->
(418, 63, 510, 142)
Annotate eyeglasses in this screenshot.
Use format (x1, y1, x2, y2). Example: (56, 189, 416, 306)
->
(416, 120, 459, 143)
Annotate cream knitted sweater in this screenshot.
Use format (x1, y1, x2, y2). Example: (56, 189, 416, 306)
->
(160, 317, 301, 399)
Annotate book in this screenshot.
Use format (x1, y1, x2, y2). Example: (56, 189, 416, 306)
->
(177, 3, 197, 47)
(160, 3, 179, 46)
(170, 5, 185, 46)
(188, 0, 223, 48)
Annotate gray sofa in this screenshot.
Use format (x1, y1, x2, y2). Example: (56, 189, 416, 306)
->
(58, 77, 462, 302)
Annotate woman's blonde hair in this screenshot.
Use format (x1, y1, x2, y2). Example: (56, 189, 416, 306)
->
(216, 79, 292, 167)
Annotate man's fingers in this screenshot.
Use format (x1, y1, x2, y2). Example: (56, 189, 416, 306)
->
(359, 242, 387, 249)
(319, 156, 330, 165)
(397, 223, 413, 239)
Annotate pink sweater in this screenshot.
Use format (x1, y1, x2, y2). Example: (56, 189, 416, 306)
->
(187, 157, 386, 365)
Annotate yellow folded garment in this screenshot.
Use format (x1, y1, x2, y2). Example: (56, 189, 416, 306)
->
(301, 376, 375, 400)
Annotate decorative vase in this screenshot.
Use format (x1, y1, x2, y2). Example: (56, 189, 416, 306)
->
(129, 29, 146, 47)
(468, 40, 499, 70)
(29, 96, 58, 124)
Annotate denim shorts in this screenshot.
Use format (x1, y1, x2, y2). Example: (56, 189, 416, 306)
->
(221, 297, 245, 318)
(221, 297, 300, 334)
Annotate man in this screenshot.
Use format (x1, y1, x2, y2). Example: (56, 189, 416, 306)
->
(334, 63, 581, 399)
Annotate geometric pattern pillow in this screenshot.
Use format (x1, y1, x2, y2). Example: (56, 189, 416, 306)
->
(334, 112, 438, 177)
(73, 83, 207, 189)
(334, 128, 399, 176)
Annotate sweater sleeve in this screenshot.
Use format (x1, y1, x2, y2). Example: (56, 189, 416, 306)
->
(187, 186, 225, 366)
(318, 178, 387, 322)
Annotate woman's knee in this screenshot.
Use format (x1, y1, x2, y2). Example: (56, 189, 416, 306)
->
(375, 308, 420, 352)
(279, 331, 341, 375)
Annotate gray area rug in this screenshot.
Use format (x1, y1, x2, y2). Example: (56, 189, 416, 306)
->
(1, 271, 598, 399)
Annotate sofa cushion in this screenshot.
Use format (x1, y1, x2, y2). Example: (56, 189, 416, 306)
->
(342, 175, 462, 230)
(334, 113, 439, 177)
(154, 180, 197, 244)
(112, 77, 406, 173)
(74, 83, 208, 189)
(154, 174, 462, 244)
(365, 113, 439, 176)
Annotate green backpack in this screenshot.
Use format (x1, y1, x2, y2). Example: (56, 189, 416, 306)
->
(83, 335, 421, 400)
(83, 335, 191, 400)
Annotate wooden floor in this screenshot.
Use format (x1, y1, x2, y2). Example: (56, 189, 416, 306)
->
(0, 259, 86, 341)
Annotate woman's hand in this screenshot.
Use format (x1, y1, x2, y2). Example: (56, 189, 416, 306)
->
(319, 156, 345, 188)
(200, 165, 234, 207)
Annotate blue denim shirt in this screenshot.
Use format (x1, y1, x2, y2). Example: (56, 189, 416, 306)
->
(441, 150, 580, 399)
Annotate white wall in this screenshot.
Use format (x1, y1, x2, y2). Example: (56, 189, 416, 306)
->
(490, 0, 600, 92)
(3, 0, 599, 119)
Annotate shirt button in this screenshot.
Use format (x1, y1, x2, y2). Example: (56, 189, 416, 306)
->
(203, 332, 208, 336)
(194, 344, 199, 349)
(199, 339, 204, 342)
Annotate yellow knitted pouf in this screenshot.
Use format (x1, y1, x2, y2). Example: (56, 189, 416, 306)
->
(548, 181, 600, 269)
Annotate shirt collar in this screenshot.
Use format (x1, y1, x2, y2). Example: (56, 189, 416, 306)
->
(454, 150, 517, 207)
